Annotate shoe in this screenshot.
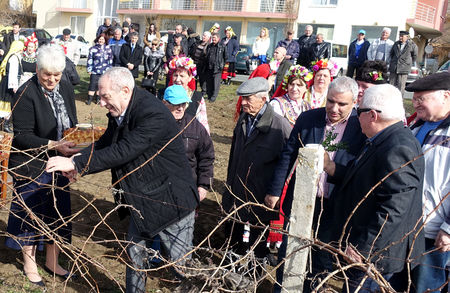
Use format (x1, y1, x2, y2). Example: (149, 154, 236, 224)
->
(95, 96, 100, 104)
(3, 119, 13, 133)
(23, 270, 45, 287)
(85, 96, 93, 105)
(43, 265, 78, 281)
(209, 97, 216, 102)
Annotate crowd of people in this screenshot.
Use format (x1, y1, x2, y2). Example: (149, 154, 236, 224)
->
(0, 19, 448, 293)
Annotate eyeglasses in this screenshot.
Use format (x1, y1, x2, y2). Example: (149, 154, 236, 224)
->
(357, 108, 382, 117)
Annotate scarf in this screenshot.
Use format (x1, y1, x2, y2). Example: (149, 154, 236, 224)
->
(42, 84, 71, 140)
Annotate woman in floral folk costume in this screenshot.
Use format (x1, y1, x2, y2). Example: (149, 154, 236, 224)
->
(270, 65, 313, 125)
(168, 56, 210, 133)
(303, 58, 338, 109)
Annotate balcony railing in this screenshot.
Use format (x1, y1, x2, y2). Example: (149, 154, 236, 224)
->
(118, 0, 153, 9)
(414, 2, 436, 23)
(118, 0, 288, 13)
(57, 0, 89, 9)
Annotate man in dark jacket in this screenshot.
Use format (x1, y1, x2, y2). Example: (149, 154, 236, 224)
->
(347, 29, 370, 78)
(3, 21, 21, 54)
(389, 30, 418, 97)
(308, 33, 331, 67)
(297, 25, 316, 67)
(266, 77, 367, 292)
(223, 77, 291, 258)
(119, 32, 143, 78)
(166, 33, 188, 59)
(273, 47, 291, 93)
(322, 84, 425, 291)
(190, 31, 210, 97)
(163, 85, 215, 201)
(109, 28, 126, 67)
(96, 18, 111, 37)
(205, 33, 227, 102)
(276, 29, 299, 64)
(46, 67, 199, 293)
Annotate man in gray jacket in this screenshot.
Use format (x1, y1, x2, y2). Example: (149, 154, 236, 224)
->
(367, 27, 394, 64)
(389, 30, 418, 97)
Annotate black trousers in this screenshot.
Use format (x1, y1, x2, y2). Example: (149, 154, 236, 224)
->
(206, 69, 221, 101)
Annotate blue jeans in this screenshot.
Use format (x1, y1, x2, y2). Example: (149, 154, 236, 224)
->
(344, 268, 393, 293)
(125, 211, 195, 293)
(413, 237, 449, 293)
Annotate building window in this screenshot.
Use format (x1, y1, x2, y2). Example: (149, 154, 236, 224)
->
(298, 23, 334, 41)
(311, 0, 338, 6)
(97, 0, 118, 26)
(74, 0, 87, 9)
(71, 16, 86, 36)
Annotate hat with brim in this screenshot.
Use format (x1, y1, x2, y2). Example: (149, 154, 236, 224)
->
(405, 71, 450, 92)
(236, 77, 269, 96)
(358, 29, 366, 35)
(163, 85, 192, 104)
(399, 30, 409, 35)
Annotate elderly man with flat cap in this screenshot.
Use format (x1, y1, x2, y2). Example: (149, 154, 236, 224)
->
(406, 72, 450, 292)
(222, 77, 291, 258)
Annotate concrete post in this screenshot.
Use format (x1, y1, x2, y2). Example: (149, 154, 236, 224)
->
(281, 144, 324, 292)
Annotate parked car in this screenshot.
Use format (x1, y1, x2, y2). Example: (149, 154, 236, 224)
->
(235, 44, 252, 75)
(406, 65, 423, 84)
(329, 42, 348, 77)
(437, 60, 450, 73)
(53, 34, 90, 57)
(20, 28, 53, 46)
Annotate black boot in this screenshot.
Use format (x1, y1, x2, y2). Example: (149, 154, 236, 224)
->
(86, 95, 94, 105)
(3, 118, 12, 133)
(95, 95, 100, 104)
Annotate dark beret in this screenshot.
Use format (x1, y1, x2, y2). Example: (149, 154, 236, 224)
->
(236, 77, 269, 96)
(63, 28, 71, 35)
(399, 30, 409, 35)
(405, 71, 450, 92)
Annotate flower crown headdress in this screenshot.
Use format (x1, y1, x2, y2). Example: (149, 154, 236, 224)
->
(281, 65, 313, 90)
(311, 58, 338, 77)
(23, 33, 38, 50)
(169, 56, 197, 77)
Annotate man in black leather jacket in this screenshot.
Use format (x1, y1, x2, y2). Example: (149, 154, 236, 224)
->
(205, 33, 227, 102)
(308, 33, 331, 67)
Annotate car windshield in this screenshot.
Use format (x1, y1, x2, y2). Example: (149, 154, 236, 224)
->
(441, 61, 450, 71)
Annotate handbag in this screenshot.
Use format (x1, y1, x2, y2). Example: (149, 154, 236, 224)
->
(142, 77, 156, 88)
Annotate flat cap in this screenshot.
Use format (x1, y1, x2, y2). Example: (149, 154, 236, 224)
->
(63, 28, 71, 35)
(399, 30, 409, 35)
(405, 71, 450, 92)
(236, 77, 269, 96)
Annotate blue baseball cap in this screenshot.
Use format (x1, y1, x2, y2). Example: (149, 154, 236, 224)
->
(163, 85, 192, 105)
(359, 29, 366, 35)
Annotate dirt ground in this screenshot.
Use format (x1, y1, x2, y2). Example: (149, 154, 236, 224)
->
(0, 79, 264, 292)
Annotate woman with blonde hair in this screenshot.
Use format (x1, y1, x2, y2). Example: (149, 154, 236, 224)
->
(252, 27, 270, 64)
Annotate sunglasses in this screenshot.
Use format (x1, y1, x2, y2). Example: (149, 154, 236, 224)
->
(357, 108, 382, 117)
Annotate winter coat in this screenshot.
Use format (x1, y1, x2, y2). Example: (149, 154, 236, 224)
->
(144, 50, 163, 74)
(309, 41, 331, 64)
(119, 43, 143, 78)
(223, 104, 291, 223)
(367, 38, 394, 63)
(177, 113, 214, 189)
(276, 39, 299, 60)
(9, 75, 78, 179)
(221, 36, 239, 63)
(389, 39, 418, 74)
(296, 34, 316, 67)
(206, 42, 227, 73)
(109, 38, 127, 66)
(73, 88, 199, 237)
(87, 44, 113, 75)
(348, 39, 370, 66)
